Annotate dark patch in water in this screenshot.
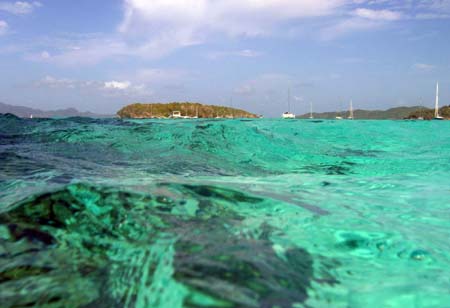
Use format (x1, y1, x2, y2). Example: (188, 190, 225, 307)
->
(174, 229, 312, 307)
(181, 184, 263, 204)
(339, 149, 381, 158)
(195, 123, 213, 130)
(302, 163, 354, 175)
(50, 173, 73, 184)
(0, 183, 336, 307)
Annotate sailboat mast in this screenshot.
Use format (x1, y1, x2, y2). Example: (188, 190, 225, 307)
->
(288, 88, 291, 112)
(349, 100, 354, 119)
(310, 102, 313, 118)
(435, 82, 439, 118)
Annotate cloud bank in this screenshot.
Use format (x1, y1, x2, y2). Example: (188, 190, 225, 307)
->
(20, 0, 450, 65)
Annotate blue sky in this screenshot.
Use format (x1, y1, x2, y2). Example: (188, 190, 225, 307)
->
(0, 0, 449, 116)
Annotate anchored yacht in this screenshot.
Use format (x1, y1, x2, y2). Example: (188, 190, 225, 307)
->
(282, 88, 295, 119)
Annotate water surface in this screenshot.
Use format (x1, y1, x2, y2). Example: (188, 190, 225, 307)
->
(1, 114, 449, 307)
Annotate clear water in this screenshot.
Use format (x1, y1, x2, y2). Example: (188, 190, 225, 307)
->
(1, 114, 449, 307)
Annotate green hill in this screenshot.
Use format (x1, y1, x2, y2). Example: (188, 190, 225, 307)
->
(298, 106, 428, 120)
(117, 102, 258, 119)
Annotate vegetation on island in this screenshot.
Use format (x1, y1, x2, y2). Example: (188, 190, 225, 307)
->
(406, 105, 450, 120)
(117, 102, 258, 119)
(298, 106, 436, 120)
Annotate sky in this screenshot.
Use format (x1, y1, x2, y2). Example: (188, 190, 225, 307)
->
(0, 0, 449, 117)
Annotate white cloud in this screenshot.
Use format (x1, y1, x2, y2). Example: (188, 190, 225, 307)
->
(321, 17, 382, 40)
(320, 7, 403, 40)
(35, 76, 152, 97)
(119, 0, 348, 38)
(0, 20, 7, 35)
(102, 80, 152, 96)
(30, 0, 349, 65)
(0, 1, 42, 15)
(413, 63, 435, 71)
(353, 8, 402, 21)
(104, 81, 131, 90)
(36, 76, 78, 88)
(114, 0, 351, 59)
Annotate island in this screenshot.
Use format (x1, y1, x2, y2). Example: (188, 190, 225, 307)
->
(117, 102, 259, 119)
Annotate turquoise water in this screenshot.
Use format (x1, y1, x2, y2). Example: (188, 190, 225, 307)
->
(1, 114, 449, 307)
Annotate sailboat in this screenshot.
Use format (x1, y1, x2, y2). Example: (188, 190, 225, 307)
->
(334, 101, 343, 119)
(309, 102, 314, 119)
(282, 88, 295, 119)
(335, 104, 343, 119)
(434, 82, 444, 120)
(347, 100, 354, 120)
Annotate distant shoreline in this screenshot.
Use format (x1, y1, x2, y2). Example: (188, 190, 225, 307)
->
(297, 105, 450, 120)
(0, 102, 111, 118)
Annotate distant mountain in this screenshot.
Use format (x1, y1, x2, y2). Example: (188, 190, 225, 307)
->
(0, 102, 112, 118)
(117, 102, 258, 118)
(297, 106, 427, 120)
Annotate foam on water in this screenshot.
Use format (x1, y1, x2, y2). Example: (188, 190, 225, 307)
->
(1, 114, 449, 307)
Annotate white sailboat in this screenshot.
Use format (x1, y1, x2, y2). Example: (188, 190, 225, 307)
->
(309, 102, 314, 119)
(335, 102, 343, 119)
(434, 82, 444, 120)
(335, 104, 343, 119)
(282, 88, 295, 119)
(347, 100, 354, 120)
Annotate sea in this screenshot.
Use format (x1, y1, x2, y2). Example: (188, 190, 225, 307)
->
(1, 114, 449, 307)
